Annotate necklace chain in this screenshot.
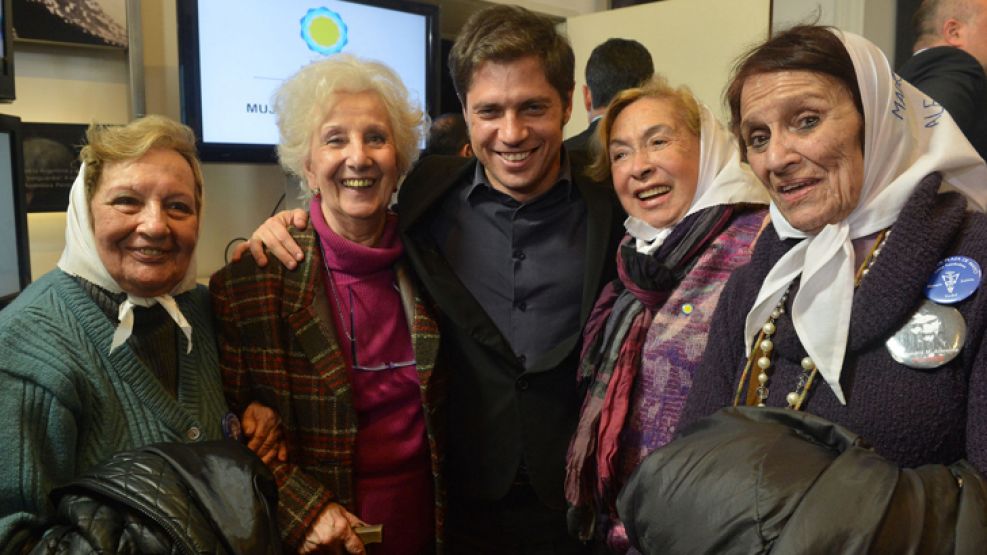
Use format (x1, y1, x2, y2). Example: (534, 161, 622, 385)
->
(734, 228, 890, 410)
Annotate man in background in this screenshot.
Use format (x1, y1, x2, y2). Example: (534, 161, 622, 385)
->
(564, 38, 654, 156)
(899, 0, 987, 159)
(422, 112, 472, 157)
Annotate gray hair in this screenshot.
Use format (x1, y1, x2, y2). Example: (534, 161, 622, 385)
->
(273, 54, 426, 197)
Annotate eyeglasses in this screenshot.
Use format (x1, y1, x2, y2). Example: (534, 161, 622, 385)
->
(329, 271, 417, 372)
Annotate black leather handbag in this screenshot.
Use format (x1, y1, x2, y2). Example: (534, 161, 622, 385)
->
(30, 440, 281, 555)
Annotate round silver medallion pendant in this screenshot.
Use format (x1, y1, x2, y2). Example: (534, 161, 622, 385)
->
(886, 299, 966, 369)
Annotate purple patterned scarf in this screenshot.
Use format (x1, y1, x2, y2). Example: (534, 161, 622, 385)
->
(565, 205, 734, 540)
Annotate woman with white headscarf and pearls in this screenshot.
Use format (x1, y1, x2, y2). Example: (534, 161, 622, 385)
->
(0, 116, 265, 549)
(618, 26, 987, 553)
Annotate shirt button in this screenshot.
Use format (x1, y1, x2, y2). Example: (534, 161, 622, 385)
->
(516, 301, 527, 311)
(514, 250, 526, 260)
(518, 355, 527, 365)
(186, 426, 202, 441)
(516, 378, 529, 391)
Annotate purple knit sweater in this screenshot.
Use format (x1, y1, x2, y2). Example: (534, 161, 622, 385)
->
(681, 173, 987, 473)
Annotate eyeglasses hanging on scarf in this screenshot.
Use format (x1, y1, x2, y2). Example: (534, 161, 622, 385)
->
(324, 263, 417, 372)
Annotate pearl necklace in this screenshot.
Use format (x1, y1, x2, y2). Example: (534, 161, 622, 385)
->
(734, 229, 890, 410)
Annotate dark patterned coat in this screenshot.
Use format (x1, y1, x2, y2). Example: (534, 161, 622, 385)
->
(210, 227, 446, 552)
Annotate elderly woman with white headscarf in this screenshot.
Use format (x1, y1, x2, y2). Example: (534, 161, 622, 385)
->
(563, 75, 768, 552)
(0, 116, 237, 549)
(618, 26, 987, 553)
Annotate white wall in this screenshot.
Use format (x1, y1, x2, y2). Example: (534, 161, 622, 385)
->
(772, 0, 897, 62)
(863, 0, 897, 65)
(564, 0, 772, 138)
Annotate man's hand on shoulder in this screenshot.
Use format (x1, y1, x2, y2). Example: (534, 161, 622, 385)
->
(231, 208, 309, 269)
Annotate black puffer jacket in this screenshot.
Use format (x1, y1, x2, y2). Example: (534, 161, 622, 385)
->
(26, 441, 281, 555)
(618, 407, 987, 554)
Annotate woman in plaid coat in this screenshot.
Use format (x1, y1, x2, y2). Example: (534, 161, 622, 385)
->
(211, 56, 445, 555)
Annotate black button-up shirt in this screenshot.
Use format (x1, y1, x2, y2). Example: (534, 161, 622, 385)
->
(428, 156, 587, 369)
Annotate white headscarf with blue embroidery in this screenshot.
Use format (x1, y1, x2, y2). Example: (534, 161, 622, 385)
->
(743, 29, 987, 404)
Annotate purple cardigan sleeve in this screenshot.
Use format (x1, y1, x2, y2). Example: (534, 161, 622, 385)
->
(967, 321, 987, 473)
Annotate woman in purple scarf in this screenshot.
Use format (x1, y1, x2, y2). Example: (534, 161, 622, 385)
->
(563, 76, 768, 552)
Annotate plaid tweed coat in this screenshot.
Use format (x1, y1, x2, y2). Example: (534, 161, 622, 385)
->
(210, 227, 446, 552)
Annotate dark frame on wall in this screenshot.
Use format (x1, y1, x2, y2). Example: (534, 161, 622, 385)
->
(22, 122, 87, 213)
(0, 113, 31, 307)
(12, 0, 128, 49)
(0, 0, 15, 102)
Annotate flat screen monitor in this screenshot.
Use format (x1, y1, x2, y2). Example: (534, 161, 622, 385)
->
(0, 113, 30, 307)
(0, 0, 15, 102)
(176, 0, 439, 163)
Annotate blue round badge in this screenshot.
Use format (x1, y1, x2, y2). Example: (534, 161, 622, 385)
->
(925, 256, 982, 304)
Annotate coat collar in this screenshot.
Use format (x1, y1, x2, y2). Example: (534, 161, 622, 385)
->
(283, 228, 441, 392)
(399, 158, 518, 360)
(399, 155, 474, 236)
(282, 229, 352, 396)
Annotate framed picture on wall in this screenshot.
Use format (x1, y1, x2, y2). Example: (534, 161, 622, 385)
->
(22, 122, 87, 213)
(13, 0, 127, 48)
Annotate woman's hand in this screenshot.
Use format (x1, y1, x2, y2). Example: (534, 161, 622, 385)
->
(241, 402, 287, 464)
(300, 502, 367, 554)
(231, 208, 309, 268)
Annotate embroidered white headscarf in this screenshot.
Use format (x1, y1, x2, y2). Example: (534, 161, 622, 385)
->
(624, 102, 769, 254)
(57, 163, 199, 354)
(742, 29, 987, 404)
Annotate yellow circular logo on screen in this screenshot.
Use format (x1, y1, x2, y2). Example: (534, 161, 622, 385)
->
(301, 7, 348, 55)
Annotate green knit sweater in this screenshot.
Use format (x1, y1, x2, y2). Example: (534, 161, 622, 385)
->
(0, 270, 228, 549)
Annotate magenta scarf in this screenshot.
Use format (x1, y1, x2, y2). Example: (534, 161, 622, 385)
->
(308, 198, 413, 369)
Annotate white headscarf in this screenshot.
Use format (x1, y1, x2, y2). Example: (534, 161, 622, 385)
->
(624, 102, 769, 254)
(742, 29, 987, 404)
(57, 163, 199, 354)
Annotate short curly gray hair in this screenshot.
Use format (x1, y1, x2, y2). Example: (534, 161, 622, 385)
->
(273, 55, 425, 196)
